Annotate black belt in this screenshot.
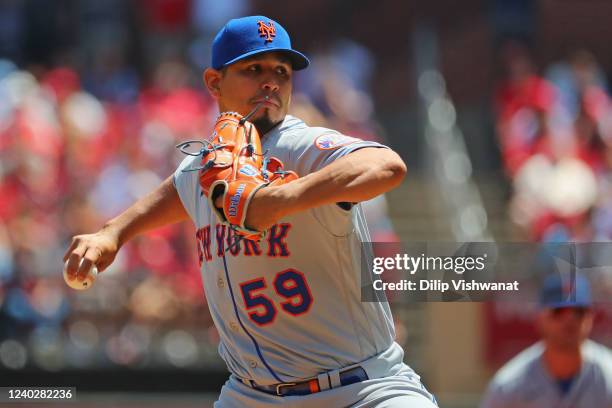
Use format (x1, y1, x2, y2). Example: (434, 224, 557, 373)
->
(242, 366, 369, 397)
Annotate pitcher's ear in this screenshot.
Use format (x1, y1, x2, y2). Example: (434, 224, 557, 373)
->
(204, 68, 222, 98)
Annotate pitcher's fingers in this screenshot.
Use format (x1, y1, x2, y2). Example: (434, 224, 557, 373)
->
(65, 247, 87, 279)
(63, 238, 80, 263)
(76, 247, 101, 281)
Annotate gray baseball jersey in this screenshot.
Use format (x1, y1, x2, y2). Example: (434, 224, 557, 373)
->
(173, 115, 397, 385)
(480, 340, 612, 408)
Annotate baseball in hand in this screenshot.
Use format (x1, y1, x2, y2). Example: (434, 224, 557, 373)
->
(63, 260, 98, 290)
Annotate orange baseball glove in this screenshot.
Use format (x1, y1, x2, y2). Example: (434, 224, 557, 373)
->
(178, 111, 297, 240)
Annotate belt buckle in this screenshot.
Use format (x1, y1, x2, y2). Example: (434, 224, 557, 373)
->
(275, 382, 297, 396)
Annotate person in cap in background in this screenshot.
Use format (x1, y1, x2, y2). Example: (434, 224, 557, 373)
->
(65, 15, 438, 407)
(480, 274, 612, 408)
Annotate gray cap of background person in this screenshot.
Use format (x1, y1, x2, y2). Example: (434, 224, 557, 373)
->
(539, 274, 592, 309)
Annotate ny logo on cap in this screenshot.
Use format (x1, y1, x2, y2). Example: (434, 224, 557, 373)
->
(257, 20, 276, 43)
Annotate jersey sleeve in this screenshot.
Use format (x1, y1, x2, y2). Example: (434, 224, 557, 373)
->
(172, 155, 201, 223)
(279, 128, 389, 236)
(287, 129, 389, 176)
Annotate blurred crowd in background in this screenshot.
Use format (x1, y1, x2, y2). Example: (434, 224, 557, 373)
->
(496, 42, 612, 242)
(0, 0, 401, 372)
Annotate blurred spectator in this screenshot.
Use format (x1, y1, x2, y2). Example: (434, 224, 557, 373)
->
(546, 50, 608, 123)
(494, 41, 556, 177)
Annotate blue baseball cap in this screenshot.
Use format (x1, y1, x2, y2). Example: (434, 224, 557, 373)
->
(539, 274, 592, 309)
(211, 16, 310, 71)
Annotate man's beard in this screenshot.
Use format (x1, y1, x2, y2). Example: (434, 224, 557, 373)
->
(252, 111, 282, 136)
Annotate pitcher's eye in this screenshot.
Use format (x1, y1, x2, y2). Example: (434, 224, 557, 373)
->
(277, 66, 289, 77)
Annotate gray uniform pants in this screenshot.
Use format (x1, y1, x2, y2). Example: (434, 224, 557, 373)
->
(214, 363, 438, 408)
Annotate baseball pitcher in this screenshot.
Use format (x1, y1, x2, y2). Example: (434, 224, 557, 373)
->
(64, 15, 438, 407)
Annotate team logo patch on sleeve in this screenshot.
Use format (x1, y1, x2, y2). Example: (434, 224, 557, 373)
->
(314, 134, 359, 150)
(239, 165, 258, 177)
